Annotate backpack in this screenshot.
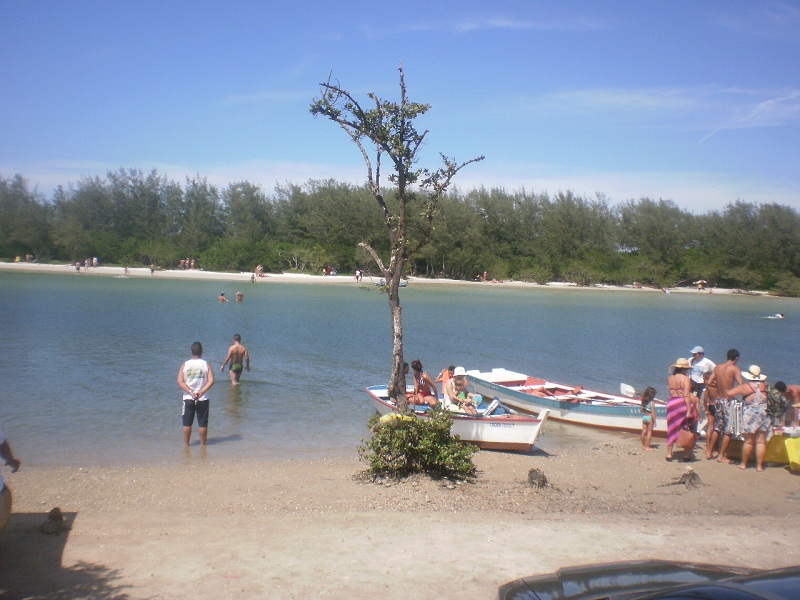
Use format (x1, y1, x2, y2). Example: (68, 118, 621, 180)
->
(766, 386, 789, 419)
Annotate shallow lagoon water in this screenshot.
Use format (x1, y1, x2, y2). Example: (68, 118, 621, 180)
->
(1, 272, 797, 467)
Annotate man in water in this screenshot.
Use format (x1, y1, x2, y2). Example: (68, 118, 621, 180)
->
(177, 341, 215, 445)
(220, 334, 251, 385)
(218, 292, 228, 303)
(707, 348, 743, 463)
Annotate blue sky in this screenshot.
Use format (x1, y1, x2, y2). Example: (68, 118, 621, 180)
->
(2, 1, 799, 213)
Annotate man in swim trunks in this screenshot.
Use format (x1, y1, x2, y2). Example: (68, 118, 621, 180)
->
(706, 348, 743, 463)
(220, 334, 251, 385)
(177, 341, 215, 445)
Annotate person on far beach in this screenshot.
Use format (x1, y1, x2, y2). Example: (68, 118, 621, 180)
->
(410, 360, 439, 407)
(220, 334, 250, 385)
(640, 386, 657, 450)
(177, 341, 214, 445)
(149, 263, 155, 275)
(218, 292, 228, 303)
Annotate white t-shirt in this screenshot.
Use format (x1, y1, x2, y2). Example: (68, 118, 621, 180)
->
(182, 358, 210, 401)
(689, 356, 716, 384)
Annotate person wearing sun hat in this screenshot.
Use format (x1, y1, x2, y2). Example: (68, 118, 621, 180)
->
(665, 357, 695, 461)
(727, 365, 770, 471)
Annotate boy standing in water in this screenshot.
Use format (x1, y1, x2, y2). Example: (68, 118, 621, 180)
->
(220, 334, 251, 385)
(177, 342, 215, 445)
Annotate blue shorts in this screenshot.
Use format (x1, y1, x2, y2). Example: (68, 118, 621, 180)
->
(182, 399, 209, 428)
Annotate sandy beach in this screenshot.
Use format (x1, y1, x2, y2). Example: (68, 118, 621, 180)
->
(0, 260, 764, 295)
(2, 433, 799, 599)
(2, 261, 795, 599)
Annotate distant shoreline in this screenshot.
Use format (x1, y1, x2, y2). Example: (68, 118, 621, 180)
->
(0, 260, 770, 296)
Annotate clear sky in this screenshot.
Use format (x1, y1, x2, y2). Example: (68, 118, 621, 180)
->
(2, 1, 799, 213)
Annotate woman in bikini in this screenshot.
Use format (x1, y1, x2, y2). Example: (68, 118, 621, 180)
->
(410, 360, 439, 408)
(666, 358, 695, 461)
(726, 365, 771, 471)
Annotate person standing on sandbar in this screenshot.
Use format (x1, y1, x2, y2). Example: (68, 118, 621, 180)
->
(177, 341, 215, 445)
(220, 334, 251, 385)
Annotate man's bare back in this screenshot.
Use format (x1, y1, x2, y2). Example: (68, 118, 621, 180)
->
(714, 362, 740, 398)
(220, 334, 251, 385)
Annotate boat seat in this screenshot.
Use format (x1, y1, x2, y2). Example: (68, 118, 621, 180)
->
(481, 398, 500, 416)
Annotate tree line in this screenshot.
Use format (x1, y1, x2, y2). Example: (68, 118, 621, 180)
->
(1, 169, 799, 295)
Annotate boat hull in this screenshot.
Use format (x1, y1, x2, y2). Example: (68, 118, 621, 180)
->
(467, 368, 668, 436)
(365, 385, 548, 452)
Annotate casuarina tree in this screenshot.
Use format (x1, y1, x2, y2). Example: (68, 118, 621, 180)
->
(311, 63, 483, 409)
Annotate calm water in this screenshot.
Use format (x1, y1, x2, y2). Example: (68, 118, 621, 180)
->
(1, 272, 797, 467)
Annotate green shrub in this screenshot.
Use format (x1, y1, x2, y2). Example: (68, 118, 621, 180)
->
(359, 409, 478, 480)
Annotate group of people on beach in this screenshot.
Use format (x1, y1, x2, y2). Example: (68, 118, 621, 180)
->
(642, 346, 799, 471)
(177, 334, 251, 445)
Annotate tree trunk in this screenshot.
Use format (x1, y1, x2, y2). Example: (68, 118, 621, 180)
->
(387, 282, 406, 411)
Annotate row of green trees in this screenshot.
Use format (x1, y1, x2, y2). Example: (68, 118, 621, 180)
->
(2, 170, 799, 295)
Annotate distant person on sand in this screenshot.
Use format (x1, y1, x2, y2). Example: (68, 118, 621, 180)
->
(177, 341, 215, 445)
(150, 263, 155, 275)
(220, 334, 250, 385)
(218, 292, 228, 303)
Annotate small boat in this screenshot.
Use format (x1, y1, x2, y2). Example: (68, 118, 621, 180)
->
(466, 368, 668, 436)
(365, 385, 549, 452)
(375, 278, 408, 287)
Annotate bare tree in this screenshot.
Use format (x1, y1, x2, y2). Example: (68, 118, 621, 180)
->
(311, 64, 483, 409)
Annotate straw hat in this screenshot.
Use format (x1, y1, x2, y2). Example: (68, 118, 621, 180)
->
(742, 365, 767, 381)
(670, 357, 692, 370)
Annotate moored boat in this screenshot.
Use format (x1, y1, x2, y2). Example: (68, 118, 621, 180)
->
(466, 368, 668, 436)
(365, 385, 549, 452)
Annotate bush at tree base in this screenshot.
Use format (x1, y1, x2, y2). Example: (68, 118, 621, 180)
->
(359, 409, 478, 480)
